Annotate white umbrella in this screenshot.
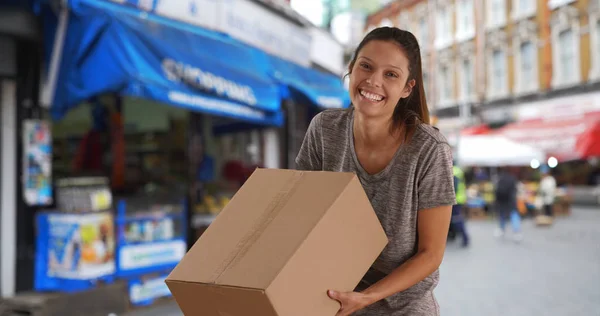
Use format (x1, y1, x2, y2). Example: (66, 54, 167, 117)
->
(457, 135, 546, 167)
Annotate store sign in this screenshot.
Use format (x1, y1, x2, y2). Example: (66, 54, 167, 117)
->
(129, 274, 172, 306)
(220, 0, 312, 67)
(119, 240, 186, 271)
(106, 0, 312, 66)
(515, 91, 600, 122)
(44, 212, 116, 280)
(162, 58, 258, 106)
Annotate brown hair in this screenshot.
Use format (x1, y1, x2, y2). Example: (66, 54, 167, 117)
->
(347, 27, 429, 136)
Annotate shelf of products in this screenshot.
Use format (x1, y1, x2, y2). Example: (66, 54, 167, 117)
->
(114, 194, 187, 279)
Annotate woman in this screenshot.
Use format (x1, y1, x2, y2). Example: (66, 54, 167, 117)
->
(296, 27, 455, 316)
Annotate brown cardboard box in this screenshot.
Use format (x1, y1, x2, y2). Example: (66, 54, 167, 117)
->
(166, 169, 388, 316)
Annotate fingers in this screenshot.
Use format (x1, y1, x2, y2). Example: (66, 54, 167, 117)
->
(328, 290, 339, 301)
(329, 290, 356, 316)
(328, 290, 348, 303)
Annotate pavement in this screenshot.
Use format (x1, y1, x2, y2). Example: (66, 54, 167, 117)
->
(125, 206, 600, 316)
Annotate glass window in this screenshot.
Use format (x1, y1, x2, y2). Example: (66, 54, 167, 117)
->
(596, 21, 600, 59)
(520, 41, 535, 87)
(419, 17, 429, 49)
(558, 29, 575, 82)
(492, 50, 506, 92)
(461, 59, 473, 98)
(489, 0, 505, 26)
(440, 65, 451, 101)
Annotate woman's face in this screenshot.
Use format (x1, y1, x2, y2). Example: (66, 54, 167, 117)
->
(348, 40, 414, 120)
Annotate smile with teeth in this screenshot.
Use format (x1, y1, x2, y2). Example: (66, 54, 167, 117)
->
(360, 89, 385, 102)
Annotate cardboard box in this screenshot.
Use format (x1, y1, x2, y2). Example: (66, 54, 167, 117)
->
(166, 169, 388, 316)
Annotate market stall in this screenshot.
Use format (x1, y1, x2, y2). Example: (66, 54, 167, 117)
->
(457, 134, 546, 167)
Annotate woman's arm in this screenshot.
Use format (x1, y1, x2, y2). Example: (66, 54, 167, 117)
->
(328, 205, 452, 316)
(362, 204, 452, 302)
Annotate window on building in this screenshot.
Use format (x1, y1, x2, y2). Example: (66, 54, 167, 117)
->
(436, 6, 452, 48)
(514, 0, 536, 18)
(548, 0, 576, 10)
(558, 29, 575, 83)
(487, 0, 506, 28)
(418, 16, 429, 50)
(398, 12, 410, 29)
(456, 0, 475, 40)
(519, 41, 535, 90)
(460, 59, 473, 100)
(492, 50, 506, 94)
(596, 20, 600, 62)
(439, 65, 452, 103)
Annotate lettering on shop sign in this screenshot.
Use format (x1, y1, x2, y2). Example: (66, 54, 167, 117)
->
(162, 58, 257, 106)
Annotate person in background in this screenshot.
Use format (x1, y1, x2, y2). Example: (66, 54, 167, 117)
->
(452, 163, 470, 247)
(494, 167, 523, 242)
(539, 170, 557, 217)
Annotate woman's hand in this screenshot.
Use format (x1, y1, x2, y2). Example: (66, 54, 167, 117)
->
(328, 290, 373, 316)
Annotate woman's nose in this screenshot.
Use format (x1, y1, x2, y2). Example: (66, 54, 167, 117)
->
(366, 74, 382, 87)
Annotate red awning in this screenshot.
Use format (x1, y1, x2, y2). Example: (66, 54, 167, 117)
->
(497, 112, 600, 161)
(461, 124, 491, 136)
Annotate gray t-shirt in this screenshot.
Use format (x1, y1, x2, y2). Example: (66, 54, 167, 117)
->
(295, 109, 456, 316)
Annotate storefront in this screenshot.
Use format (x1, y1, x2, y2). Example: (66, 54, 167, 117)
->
(3, 0, 349, 309)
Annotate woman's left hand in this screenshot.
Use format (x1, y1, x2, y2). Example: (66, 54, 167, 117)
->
(327, 290, 372, 316)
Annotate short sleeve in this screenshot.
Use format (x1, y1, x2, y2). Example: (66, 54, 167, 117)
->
(295, 113, 323, 171)
(418, 143, 457, 210)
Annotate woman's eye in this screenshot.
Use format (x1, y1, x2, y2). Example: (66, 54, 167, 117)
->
(386, 72, 399, 78)
(359, 63, 371, 70)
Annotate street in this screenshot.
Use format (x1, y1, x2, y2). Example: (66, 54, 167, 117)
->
(438, 206, 600, 316)
(125, 206, 600, 316)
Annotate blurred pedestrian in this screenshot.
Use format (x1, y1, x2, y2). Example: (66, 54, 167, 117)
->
(296, 27, 455, 316)
(494, 167, 523, 242)
(539, 170, 557, 217)
(451, 163, 470, 247)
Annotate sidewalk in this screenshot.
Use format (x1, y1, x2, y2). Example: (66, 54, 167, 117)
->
(122, 206, 600, 316)
(125, 301, 181, 316)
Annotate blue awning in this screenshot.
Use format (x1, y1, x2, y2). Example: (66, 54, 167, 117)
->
(47, 0, 282, 126)
(267, 55, 350, 109)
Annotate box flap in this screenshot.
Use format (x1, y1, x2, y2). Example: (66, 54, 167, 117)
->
(167, 169, 356, 290)
(166, 280, 277, 316)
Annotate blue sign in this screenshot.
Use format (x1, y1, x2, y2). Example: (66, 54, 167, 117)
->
(49, 0, 282, 126)
(129, 273, 172, 306)
(35, 211, 116, 292)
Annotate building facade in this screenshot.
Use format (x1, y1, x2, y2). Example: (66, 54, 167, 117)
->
(365, 0, 600, 146)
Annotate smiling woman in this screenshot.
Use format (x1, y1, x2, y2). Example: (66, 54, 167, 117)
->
(296, 27, 455, 316)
